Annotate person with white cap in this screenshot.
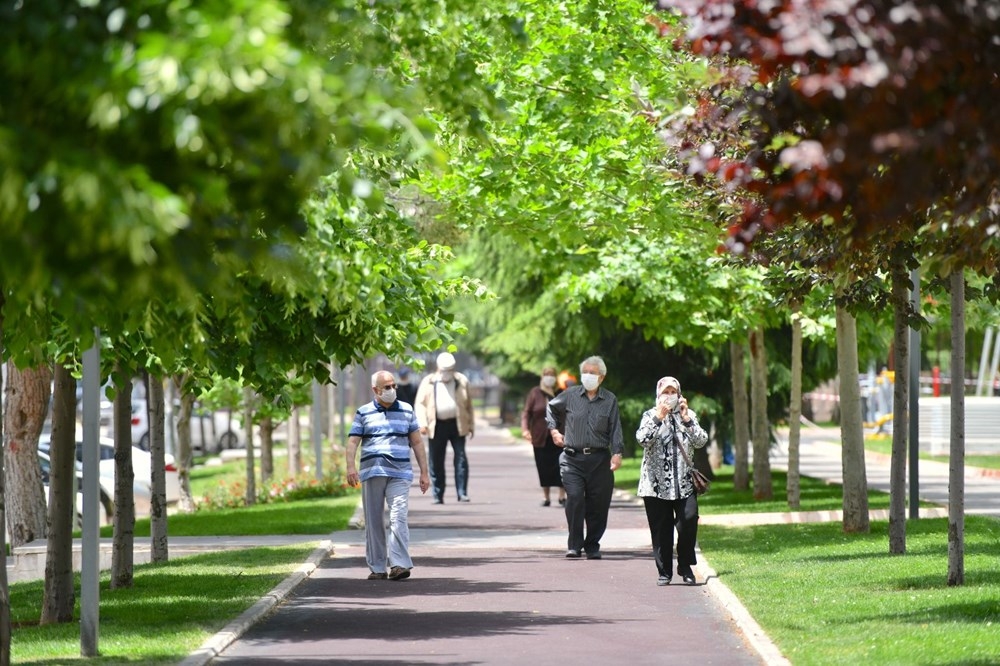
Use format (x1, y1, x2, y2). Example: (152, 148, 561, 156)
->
(414, 351, 476, 503)
(635, 376, 708, 586)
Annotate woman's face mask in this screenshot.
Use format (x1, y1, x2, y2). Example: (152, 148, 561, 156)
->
(658, 392, 678, 411)
(541, 375, 557, 389)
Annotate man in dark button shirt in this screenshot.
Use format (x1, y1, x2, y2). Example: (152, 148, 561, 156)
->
(545, 355, 624, 560)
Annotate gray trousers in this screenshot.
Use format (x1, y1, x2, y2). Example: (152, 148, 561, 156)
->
(362, 476, 413, 573)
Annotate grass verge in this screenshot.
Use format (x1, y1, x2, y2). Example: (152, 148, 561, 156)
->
(699, 516, 1000, 665)
(12, 493, 359, 664)
(11, 543, 318, 664)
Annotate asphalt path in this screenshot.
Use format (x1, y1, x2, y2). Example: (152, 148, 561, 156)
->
(199, 423, 769, 665)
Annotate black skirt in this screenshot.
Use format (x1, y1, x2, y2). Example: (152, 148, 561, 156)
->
(533, 436, 563, 487)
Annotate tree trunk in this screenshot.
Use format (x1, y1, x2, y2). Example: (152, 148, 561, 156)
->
(41, 363, 77, 624)
(260, 416, 274, 483)
(0, 295, 12, 666)
(3, 362, 52, 548)
(176, 376, 197, 513)
(111, 364, 135, 589)
(149, 375, 168, 563)
(836, 304, 870, 533)
(889, 260, 910, 554)
(730, 339, 750, 491)
(244, 387, 256, 506)
(948, 271, 965, 586)
(750, 327, 773, 500)
(288, 407, 302, 477)
(787, 305, 803, 510)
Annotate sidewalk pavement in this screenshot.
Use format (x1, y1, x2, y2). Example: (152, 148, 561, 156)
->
(186, 420, 782, 666)
(767, 425, 1000, 520)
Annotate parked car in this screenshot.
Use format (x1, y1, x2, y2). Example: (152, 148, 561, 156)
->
(36, 449, 115, 526)
(39, 433, 180, 513)
(129, 399, 246, 455)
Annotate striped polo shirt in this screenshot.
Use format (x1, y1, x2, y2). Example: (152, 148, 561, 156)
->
(349, 399, 420, 482)
(545, 385, 624, 456)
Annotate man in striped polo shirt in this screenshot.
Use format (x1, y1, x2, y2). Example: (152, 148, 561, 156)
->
(545, 355, 624, 560)
(346, 371, 430, 581)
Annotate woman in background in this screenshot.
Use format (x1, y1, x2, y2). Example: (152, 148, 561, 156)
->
(521, 367, 566, 507)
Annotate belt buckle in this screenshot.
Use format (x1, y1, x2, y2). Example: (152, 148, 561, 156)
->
(582, 447, 593, 454)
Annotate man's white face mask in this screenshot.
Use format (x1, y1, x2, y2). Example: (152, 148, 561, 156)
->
(581, 373, 600, 391)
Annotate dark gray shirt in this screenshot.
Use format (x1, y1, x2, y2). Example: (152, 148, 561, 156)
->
(545, 385, 624, 456)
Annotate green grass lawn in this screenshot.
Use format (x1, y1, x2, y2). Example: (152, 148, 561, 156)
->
(699, 516, 1000, 665)
(12, 493, 359, 664)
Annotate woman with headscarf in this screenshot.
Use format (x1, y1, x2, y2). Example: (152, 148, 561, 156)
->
(521, 366, 566, 507)
(635, 376, 708, 586)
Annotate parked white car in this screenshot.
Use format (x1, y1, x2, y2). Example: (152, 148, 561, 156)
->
(129, 400, 246, 455)
(39, 433, 180, 514)
(36, 449, 115, 526)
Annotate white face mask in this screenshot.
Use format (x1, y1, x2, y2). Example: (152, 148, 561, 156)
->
(581, 373, 600, 391)
(379, 388, 397, 404)
(541, 376, 557, 389)
(662, 394, 678, 410)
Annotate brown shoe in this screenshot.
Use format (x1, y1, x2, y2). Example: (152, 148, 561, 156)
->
(388, 566, 411, 581)
(367, 571, 388, 580)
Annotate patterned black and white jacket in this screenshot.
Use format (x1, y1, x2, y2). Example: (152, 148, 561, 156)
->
(635, 407, 708, 500)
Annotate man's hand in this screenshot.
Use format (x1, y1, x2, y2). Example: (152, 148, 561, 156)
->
(346, 468, 360, 488)
(551, 430, 565, 447)
(419, 471, 430, 494)
(610, 453, 622, 472)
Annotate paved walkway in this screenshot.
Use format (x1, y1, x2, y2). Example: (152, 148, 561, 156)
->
(187, 421, 778, 666)
(183, 422, 1000, 665)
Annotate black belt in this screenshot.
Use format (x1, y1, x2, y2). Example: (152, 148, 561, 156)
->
(564, 447, 608, 455)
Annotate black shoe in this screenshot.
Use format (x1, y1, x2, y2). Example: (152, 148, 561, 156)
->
(558, 497, 566, 506)
(585, 550, 602, 560)
(680, 570, 696, 585)
(657, 575, 671, 586)
(541, 499, 551, 507)
(565, 549, 582, 558)
(432, 498, 444, 504)
(458, 495, 471, 502)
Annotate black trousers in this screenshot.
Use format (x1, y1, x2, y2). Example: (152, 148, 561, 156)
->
(560, 450, 614, 554)
(643, 494, 699, 578)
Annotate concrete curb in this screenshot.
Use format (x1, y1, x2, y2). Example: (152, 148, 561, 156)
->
(697, 553, 792, 666)
(178, 538, 333, 666)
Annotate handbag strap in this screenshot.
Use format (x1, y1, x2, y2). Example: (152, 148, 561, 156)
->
(671, 418, 696, 469)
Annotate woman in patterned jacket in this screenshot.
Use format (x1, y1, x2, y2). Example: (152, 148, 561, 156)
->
(635, 376, 708, 587)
